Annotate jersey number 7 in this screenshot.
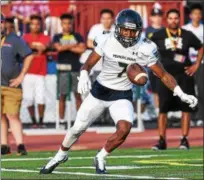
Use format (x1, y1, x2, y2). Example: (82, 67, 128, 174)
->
(118, 62, 128, 77)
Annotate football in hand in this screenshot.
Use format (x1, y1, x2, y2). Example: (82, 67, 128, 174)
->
(126, 63, 148, 86)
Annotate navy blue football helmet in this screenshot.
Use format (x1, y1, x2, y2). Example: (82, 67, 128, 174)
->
(115, 9, 143, 48)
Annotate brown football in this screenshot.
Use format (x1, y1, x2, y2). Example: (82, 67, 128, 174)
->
(126, 63, 148, 86)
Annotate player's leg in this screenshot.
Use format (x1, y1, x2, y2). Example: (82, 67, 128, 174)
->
(35, 75, 46, 127)
(40, 93, 105, 174)
(58, 72, 67, 123)
(95, 99, 133, 174)
(22, 74, 36, 127)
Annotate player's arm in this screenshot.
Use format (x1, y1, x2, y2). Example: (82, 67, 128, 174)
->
(149, 61, 198, 108)
(81, 51, 101, 72)
(78, 34, 105, 94)
(77, 51, 101, 95)
(149, 61, 177, 91)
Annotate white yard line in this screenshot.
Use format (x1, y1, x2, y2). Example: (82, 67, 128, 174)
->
(1, 168, 185, 180)
(47, 165, 165, 170)
(1, 154, 168, 162)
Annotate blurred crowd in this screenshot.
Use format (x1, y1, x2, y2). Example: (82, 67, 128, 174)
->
(2, 2, 204, 128)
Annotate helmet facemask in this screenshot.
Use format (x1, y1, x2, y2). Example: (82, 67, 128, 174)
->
(115, 25, 142, 48)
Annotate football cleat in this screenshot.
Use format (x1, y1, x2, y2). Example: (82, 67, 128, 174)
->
(40, 154, 68, 174)
(94, 157, 107, 174)
(152, 137, 167, 150)
(179, 137, 190, 150)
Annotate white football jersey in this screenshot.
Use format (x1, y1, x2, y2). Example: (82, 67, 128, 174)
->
(94, 32, 159, 91)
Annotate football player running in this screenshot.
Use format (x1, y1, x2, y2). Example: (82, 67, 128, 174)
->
(40, 9, 197, 174)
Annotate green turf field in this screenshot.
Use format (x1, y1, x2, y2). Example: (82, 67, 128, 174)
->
(1, 147, 203, 180)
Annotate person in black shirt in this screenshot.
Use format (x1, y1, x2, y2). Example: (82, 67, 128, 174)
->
(53, 14, 85, 125)
(151, 9, 203, 150)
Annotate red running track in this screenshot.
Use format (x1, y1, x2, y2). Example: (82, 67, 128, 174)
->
(9, 128, 203, 152)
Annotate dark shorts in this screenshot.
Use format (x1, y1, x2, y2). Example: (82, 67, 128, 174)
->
(57, 71, 79, 95)
(149, 71, 159, 93)
(91, 81, 133, 102)
(158, 73, 196, 113)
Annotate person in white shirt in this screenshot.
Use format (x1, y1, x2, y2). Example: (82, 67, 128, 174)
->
(40, 9, 198, 175)
(87, 9, 115, 79)
(183, 3, 204, 126)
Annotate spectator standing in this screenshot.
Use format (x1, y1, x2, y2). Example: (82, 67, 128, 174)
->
(53, 14, 85, 125)
(151, 9, 203, 150)
(183, 4, 204, 126)
(1, 13, 34, 155)
(87, 9, 115, 81)
(23, 15, 50, 128)
(5, 17, 15, 34)
(146, 8, 164, 39)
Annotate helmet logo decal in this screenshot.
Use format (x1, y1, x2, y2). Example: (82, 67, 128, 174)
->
(124, 22, 136, 28)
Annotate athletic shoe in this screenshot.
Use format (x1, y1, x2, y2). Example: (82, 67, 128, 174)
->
(94, 157, 107, 174)
(152, 137, 167, 150)
(1, 145, 11, 155)
(17, 144, 27, 156)
(40, 153, 68, 174)
(179, 137, 190, 150)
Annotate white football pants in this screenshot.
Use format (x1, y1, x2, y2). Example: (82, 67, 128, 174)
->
(62, 93, 134, 148)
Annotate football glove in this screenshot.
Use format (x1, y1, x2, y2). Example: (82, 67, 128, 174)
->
(77, 70, 92, 95)
(173, 86, 198, 108)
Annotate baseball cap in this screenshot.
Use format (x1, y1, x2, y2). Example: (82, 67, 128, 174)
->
(151, 8, 163, 16)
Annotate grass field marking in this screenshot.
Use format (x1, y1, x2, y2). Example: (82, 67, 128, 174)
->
(2, 154, 169, 162)
(135, 159, 204, 167)
(1, 168, 186, 180)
